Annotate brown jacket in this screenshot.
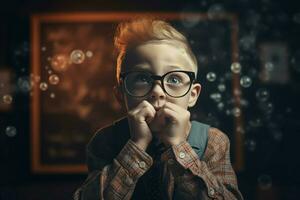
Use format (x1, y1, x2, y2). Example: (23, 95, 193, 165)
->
(74, 117, 243, 200)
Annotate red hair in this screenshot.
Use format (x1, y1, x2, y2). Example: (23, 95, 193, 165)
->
(114, 17, 197, 84)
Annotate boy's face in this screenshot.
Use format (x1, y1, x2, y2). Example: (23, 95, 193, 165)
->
(117, 41, 201, 113)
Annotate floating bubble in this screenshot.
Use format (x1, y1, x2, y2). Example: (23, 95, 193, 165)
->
(208, 4, 225, 19)
(48, 70, 52, 74)
(51, 54, 68, 72)
(225, 109, 231, 116)
(232, 107, 241, 117)
(206, 72, 217, 82)
(240, 35, 256, 50)
(285, 107, 292, 113)
(240, 99, 249, 107)
(265, 62, 274, 71)
(257, 174, 272, 190)
(3, 95, 13, 104)
(231, 62, 242, 74)
(245, 139, 256, 151)
(86, 50, 93, 58)
(210, 93, 222, 102)
(236, 126, 245, 135)
(259, 102, 273, 114)
(218, 84, 226, 92)
(291, 51, 300, 72)
(41, 46, 47, 51)
(272, 130, 283, 141)
(39, 82, 48, 91)
(49, 74, 60, 85)
(5, 126, 17, 137)
(240, 76, 252, 88)
(256, 88, 269, 102)
(217, 102, 224, 110)
(233, 89, 242, 96)
(248, 68, 258, 77)
(224, 72, 232, 80)
(50, 93, 56, 98)
(70, 49, 85, 64)
(17, 77, 31, 93)
(293, 13, 300, 24)
(249, 118, 262, 127)
(180, 11, 201, 28)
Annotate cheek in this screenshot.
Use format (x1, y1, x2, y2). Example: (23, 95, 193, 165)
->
(167, 96, 190, 109)
(124, 95, 145, 111)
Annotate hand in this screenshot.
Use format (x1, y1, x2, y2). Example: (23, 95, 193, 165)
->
(153, 102, 191, 147)
(127, 100, 156, 150)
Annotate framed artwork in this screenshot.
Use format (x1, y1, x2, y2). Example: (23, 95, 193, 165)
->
(30, 12, 243, 173)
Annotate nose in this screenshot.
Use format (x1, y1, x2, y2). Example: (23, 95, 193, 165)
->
(148, 81, 166, 108)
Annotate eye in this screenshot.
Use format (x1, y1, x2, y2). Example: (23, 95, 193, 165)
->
(166, 75, 182, 84)
(135, 74, 151, 83)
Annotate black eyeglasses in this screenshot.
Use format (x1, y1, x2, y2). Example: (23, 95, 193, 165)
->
(120, 70, 196, 98)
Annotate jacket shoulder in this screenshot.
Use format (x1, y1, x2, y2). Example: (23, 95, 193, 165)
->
(87, 117, 130, 159)
(203, 127, 230, 160)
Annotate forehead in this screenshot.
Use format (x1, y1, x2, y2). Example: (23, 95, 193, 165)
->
(124, 41, 196, 73)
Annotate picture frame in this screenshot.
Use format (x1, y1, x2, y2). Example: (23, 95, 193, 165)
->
(30, 12, 243, 173)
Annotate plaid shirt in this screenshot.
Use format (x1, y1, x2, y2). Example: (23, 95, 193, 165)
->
(74, 117, 243, 200)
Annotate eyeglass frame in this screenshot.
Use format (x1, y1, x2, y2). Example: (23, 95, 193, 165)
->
(119, 70, 196, 98)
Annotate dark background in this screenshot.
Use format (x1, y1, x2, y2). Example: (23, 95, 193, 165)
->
(1, 0, 300, 199)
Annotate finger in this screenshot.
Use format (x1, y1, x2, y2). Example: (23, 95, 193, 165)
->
(160, 107, 178, 124)
(137, 104, 156, 123)
(132, 100, 155, 115)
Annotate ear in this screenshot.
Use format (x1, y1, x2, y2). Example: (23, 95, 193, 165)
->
(113, 85, 124, 106)
(188, 83, 201, 108)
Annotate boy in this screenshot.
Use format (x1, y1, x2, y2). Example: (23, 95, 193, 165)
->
(74, 18, 243, 200)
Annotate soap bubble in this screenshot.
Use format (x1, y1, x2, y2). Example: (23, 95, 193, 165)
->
(240, 35, 256, 50)
(208, 4, 225, 19)
(259, 102, 273, 114)
(240, 99, 249, 107)
(265, 62, 274, 71)
(245, 139, 256, 151)
(232, 107, 241, 117)
(257, 174, 272, 190)
(49, 74, 60, 85)
(240, 76, 252, 88)
(231, 62, 242, 74)
(217, 84, 226, 92)
(272, 130, 283, 141)
(291, 51, 300, 72)
(256, 88, 269, 102)
(39, 82, 48, 91)
(206, 72, 217, 82)
(51, 54, 68, 72)
(5, 126, 17, 137)
(41, 46, 47, 51)
(50, 93, 56, 98)
(236, 126, 245, 135)
(17, 77, 31, 93)
(293, 13, 300, 24)
(48, 70, 52, 74)
(225, 109, 231, 116)
(86, 50, 93, 58)
(70, 49, 85, 64)
(217, 102, 224, 110)
(180, 11, 201, 28)
(3, 95, 13, 104)
(210, 93, 222, 102)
